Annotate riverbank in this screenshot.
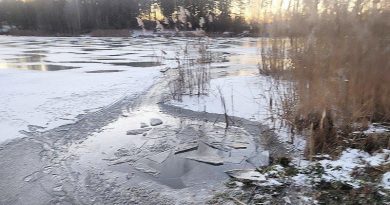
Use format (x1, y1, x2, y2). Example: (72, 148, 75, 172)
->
(1, 29, 261, 38)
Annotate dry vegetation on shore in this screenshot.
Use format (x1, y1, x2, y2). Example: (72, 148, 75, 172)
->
(259, 0, 390, 157)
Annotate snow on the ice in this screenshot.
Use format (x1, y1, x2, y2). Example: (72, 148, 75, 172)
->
(169, 75, 305, 149)
(0, 65, 160, 143)
(0, 36, 173, 143)
(170, 76, 273, 121)
(0, 36, 271, 144)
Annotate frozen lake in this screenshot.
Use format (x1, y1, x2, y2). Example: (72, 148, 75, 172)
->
(0, 36, 308, 205)
(0, 36, 264, 144)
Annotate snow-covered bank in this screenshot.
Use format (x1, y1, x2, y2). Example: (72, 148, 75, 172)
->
(210, 148, 390, 204)
(291, 149, 390, 189)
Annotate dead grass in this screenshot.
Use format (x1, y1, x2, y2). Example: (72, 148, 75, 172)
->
(260, 0, 390, 157)
(169, 39, 211, 101)
(258, 38, 290, 78)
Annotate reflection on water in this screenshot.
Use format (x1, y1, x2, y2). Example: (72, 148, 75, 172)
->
(18, 64, 78, 71)
(0, 61, 77, 71)
(228, 55, 260, 65)
(0, 54, 77, 71)
(6, 54, 45, 63)
(0, 37, 278, 73)
(214, 68, 258, 78)
(9, 54, 47, 63)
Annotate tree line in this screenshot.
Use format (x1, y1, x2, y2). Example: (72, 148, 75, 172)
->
(0, 0, 251, 34)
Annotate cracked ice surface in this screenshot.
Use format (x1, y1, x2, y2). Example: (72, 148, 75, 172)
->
(0, 36, 273, 144)
(0, 36, 177, 143)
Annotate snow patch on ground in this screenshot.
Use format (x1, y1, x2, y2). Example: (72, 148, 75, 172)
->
(381, 172, 390, 190)
(292, 149, 390, 189)
(363, 124, 390, 134)
(221, 148, 389, 204)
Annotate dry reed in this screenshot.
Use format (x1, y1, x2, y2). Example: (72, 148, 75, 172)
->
(260, 0, 390, 157)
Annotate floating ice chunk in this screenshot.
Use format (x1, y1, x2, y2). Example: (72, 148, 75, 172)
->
(175, 141, 198, 154)
(126, 128, 152, 135)
(225, 156, 245, 164)
(225, 169, 266, 182)
(134, 163, 159, 176)
(147, 150, 171, 164)
(186, 155, 223, 165)
(108, 157, 137, 165)
(227, 142, 248, 149)
(140, 122, 149, 128)
(150, 118, 163, 126)
(246, 151, 270, 167)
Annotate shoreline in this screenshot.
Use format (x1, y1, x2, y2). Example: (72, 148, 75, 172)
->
(0, 29, 265, 38)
